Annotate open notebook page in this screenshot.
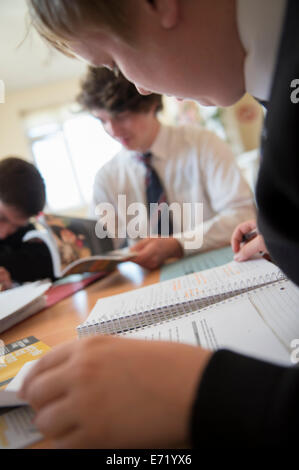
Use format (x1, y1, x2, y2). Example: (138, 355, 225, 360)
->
(83, 258, 282, 325)
(249, 279, 299, 350)
(0, 361, 42, 449)
(0, 407, 42, 449)
(127, 280, 298, 367)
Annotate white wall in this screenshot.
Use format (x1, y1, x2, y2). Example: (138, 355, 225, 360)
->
(0, 77, 81, 162)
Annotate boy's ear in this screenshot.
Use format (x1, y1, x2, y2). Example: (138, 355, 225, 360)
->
(146, 0, 180, 29)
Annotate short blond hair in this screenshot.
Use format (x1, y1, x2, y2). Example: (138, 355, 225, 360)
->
(27, 0, 131, 56)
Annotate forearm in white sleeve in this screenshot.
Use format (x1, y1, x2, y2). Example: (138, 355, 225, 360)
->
(173, 203, 256, 255)
(91, 172, 126, 250)
(174, 130, 256, 255)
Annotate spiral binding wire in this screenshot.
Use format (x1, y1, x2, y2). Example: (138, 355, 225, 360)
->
(77, 270, 285, 338)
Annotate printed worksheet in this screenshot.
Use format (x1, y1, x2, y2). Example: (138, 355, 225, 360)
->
(0, 406, 42, 449)
(0, 361, 42, 449)
(126, 286, 292, 365)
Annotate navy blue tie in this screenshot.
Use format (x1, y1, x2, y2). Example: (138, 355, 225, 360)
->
(138, 152, 173, 236)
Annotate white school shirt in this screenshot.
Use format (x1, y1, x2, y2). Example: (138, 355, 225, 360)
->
(91, 124, 256, 254)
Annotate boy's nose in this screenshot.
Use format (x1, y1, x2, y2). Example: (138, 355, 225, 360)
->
(135, 86, 152, 96)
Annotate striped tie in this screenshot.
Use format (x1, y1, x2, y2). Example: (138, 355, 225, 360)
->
(138, 152, 173, 236)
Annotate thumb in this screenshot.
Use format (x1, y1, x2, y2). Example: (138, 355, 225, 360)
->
(130, 238, 151, 253)
(234, 235, 266, 261)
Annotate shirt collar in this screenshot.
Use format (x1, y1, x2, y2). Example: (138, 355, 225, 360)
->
(237, 0, 287, 102)
(148, 123, 171, 161)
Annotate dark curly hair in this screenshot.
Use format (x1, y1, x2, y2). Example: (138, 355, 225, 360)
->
(77, 67, 163, 116)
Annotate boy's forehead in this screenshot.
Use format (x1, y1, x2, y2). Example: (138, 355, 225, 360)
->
(0, 201, 28, 225)
(92, 108, 114, 120)
(92, 108, 132, 119)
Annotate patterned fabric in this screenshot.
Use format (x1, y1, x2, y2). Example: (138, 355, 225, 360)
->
(138, 152, 173, 236)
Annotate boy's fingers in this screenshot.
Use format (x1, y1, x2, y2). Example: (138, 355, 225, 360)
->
(20, 342, 74, 397)
(130, 239, 150, 253)
(234, 235, 265, 261)
(231, 220, 257, 253)
(132, 243, 156, 264)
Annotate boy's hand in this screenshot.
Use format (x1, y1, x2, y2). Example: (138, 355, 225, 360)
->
(0, 267, 12, 291)
(130, 237, 183, 270)
(231, 219, 268, 262)
(19, 336, 212, 449)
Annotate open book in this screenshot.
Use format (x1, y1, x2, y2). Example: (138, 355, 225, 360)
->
(0, 337, 50, 449)
(77, 258, 285, 337)
(0, 336, 51, 390)
(23, 214, 132, 278)
(0, 281, 51, 334)
(0, 361, 44, 449)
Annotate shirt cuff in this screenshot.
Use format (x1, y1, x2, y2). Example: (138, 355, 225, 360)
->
(172, 229, 204, 256)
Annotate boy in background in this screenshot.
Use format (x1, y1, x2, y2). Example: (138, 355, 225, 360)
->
(78, 67, 255, 269)
(0, 157, 54, 290)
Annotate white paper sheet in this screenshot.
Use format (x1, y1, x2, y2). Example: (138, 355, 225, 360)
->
(0, 361, 42, 449)
(129, 280, 297, 366)
(5, 360, 38, 393)
(0, 407, 42, 449)
(0, 390, 27, 407)
(0, 282, 51, 320)
(0, 360, 38, 407)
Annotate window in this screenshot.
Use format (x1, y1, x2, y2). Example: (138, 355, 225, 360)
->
(25, 104, 121, 213)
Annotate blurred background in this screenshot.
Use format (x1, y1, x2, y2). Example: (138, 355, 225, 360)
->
(0, 0, 264, 217)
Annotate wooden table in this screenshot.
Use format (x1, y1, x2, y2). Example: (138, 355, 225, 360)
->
(2, 262, 159, 348)
(1, 262, 160, 449)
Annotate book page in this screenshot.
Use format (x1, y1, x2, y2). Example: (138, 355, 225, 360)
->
(81, 259, 283, 327)
(248, 279, 299, 350)
(0, 363, 41, 449)
(41, 214, 113, 276)
(129, 292, 290, 366)
(0, 341, 48, 449)
(0, 406, 42, 449)
(0, 337, 51, 390)
(0, 391, 27, 407)
(0, 282, 51, 320)
(5, 361, 38, 393)
(0, 361, 37, 408)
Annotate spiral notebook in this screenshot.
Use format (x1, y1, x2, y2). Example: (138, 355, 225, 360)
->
(126, 279, 299, 366)
(77, 258, 285, 337)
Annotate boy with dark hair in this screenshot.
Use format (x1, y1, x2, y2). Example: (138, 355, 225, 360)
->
(0, 157, 54, 289)
(78, 66, 163, 115)
(78, 67, 254, 269)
